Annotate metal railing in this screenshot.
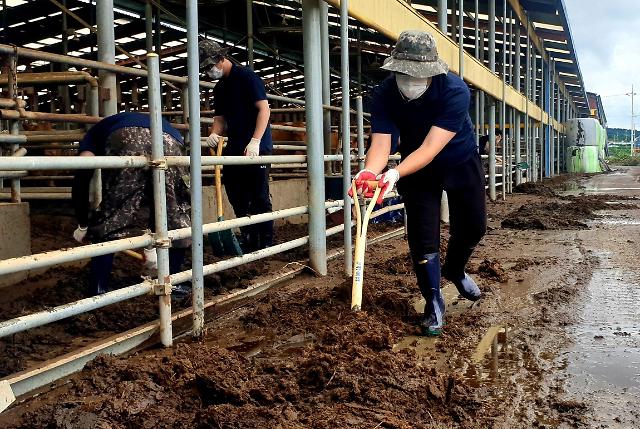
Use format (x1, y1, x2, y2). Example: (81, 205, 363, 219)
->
(0, 18, 406, 402)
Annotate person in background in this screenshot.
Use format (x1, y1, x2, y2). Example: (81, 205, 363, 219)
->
(72, 112, 192, 296)
(478, 129, 502, 157)
(200, 39, 274, 252)
(353, 30, 486, 336)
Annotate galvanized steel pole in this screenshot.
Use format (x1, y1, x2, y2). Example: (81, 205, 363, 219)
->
(186, 0, 205, 338)
(539, 55, 545, 181)
(488, 0, 497, 200)
(145, 1, 153, 53)
(556, 80, 561, 173)
(474, 0, 480, 147)
(7, 54, 20, 202)
(154, 6, 161, 56)
(514, 20, 522, 185)
(340, 0, 352, 277)
(438, 0, 448, 34)
(96, 0, 117, 116)
(458, 0, 464, 79)
(525, 35, 530, 182)
(480, 30, 486, 138)
(302, 0, 327, 275)
(356, 96, 365, 171)
(532, 46, 538, 181)
(501, 0, 506, 200)
(148, 53, 173, 347)
(550, 60, 555, 176)
(320, 1, 332, 172)
(246, 0, 254, 69)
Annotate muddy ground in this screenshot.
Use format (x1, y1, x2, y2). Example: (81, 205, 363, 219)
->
(2, 169, 640, 428)
(0, 208, 347, 378)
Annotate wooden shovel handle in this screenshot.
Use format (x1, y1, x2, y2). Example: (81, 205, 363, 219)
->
(212, 141, 224, 218)
(365, 180, 380, 189)
(122, 249, 144, 261)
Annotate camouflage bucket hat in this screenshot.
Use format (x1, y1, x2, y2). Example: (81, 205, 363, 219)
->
(198, 39, 229, 69)
(381, 30, 449, 78)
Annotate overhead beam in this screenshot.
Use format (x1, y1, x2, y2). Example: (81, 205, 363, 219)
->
(325, 0, 563, 131)
(506, 0, 574, 106)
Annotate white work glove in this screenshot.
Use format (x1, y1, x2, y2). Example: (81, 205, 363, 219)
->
(206, 132, 221, 149)
(375, 168, 400, 204)
(73, 225, 88, 243)
(143, 247, 158, 270)
(244, 137, 261, 157)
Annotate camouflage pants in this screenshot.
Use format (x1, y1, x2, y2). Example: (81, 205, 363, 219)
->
(88, 127, 192, 248)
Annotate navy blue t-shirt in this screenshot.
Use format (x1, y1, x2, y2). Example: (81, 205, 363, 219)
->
(78, 112, 184, 155)
(370, 72, 476, 169)
(213, 63, 273, 156)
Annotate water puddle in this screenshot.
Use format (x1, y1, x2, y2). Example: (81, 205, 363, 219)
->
(214, 332, 315, 358)
(392, 335, 436, 356)
(564, 267, 640, 394)
(463, 325, 512, 387)
(589, 218, 640, 226)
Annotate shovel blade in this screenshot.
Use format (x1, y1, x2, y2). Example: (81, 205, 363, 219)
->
(209, 216, 243, 257)
(0, 380, 15, 413)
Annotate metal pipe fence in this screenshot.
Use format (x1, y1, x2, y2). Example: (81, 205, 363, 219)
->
(0, 0, 562, 399)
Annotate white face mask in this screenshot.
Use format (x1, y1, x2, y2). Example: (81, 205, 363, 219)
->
(396, 74, 430, 100)
(207, 65, 224, 80)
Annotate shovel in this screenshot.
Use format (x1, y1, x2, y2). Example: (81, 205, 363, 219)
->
(350, 181, 382, 311)
(514, 161, 529, 171)
(208, 142, 243, 256)
(0, 380, 15, 413)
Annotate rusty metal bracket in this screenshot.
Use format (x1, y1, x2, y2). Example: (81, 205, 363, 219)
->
(153, 282, 172, 296)
(153, 236, 171, 248)
(148, 159, 167, 170)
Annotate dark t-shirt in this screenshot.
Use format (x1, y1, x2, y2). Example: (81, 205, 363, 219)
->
(213, 63, 273, 155)
(370, 72, 476, 171)
(78, 112, 184, 154)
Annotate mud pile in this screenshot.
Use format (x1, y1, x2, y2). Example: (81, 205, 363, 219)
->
(12, 267, 494, 429)
(501, 201, 590, 230)
(475, 259, 508, 283)
(513, 182, 557, 197)
(501, 194, 637, 230)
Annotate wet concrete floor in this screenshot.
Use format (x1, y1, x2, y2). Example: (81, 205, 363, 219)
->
(562, 167, 640, 427)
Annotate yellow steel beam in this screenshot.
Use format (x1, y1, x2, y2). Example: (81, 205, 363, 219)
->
(507, 0, 574, 111)
(325, 0, 564, 132)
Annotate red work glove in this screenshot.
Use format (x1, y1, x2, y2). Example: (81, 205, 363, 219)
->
(348, 169, 377, 198)
(375, 168, 400, 204)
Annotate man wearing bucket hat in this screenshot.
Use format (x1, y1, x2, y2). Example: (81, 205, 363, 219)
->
(353, 30, 487, 336)
(199, 39, 274, 251)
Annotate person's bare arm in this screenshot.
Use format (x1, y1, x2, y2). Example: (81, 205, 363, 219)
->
(364, 133, 392, 174)
(211, 116, 226, 135)
(394, 126, 455, 178)
(252, 99, 270, 140)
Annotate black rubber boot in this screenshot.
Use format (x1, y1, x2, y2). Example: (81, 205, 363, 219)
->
(89, 253, 115, 296)
(257, 220, 274, 249)
(413, 252, 446, 336)
(238, 226, 255, 253)
(169, 247, 191, 297)
(442, 244, 482, 301)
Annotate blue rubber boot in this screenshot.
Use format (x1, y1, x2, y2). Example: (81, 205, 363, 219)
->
(89, 253, 114, 296)
(442, 245, 482, 301)
(414, 253, 446, 336)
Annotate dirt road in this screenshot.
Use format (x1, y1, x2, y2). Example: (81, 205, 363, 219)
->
(1, 168, 639, 428)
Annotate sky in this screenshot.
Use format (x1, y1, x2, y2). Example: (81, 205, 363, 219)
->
(564, 0, 640, 129)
